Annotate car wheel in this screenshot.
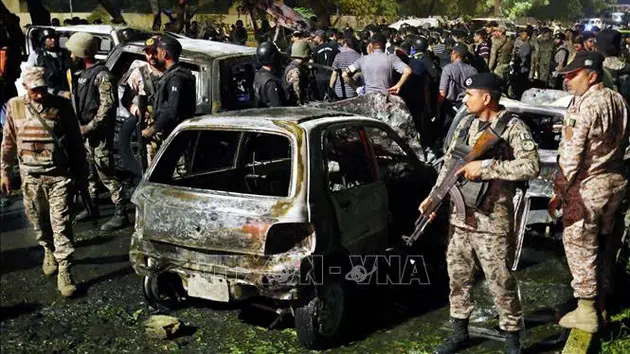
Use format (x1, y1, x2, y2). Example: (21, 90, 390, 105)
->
(143, 272, 187, 312)
(293, 280, 348, 349)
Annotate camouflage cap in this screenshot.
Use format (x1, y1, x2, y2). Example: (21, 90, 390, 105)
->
(21, 67, 47, 89)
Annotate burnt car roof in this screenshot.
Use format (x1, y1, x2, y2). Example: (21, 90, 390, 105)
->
(186, 107, 358, 125)
(126, 38, 255, 58)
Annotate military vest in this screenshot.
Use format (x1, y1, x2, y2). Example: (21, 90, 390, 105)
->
(74, 63, 109, 124)
(456, 113, 514, 208)
(35, 48, 70, 92)
(253, 68, 284, 108)
(7, 97, 69, 174)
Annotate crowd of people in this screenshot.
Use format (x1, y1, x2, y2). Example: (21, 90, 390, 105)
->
(1, 14, 629, 354)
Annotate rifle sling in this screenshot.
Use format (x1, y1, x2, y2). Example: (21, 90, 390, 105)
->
(26, 102, 70, 162)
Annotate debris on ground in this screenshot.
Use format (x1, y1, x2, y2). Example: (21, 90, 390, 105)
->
(143, 315, 182, 339)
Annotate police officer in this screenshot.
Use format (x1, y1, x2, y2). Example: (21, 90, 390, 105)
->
(120, 35, 166, 166)
(512, 28, 533, 99)
(421, 73, 540, 354)
(284, 40, 313, 105)
(438, 43, 478, 130)
(550, 33, 570, 90)
(141, 36, 195, 156)
(1, 67, 87, 297)
(65, 32, 130, 231)
(550, 51, 629, 334)
(253, 41, 289, 108)
(25, 28, 71, 96)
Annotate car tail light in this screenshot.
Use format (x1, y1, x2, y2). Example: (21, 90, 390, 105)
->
(264, 223, 315, 255)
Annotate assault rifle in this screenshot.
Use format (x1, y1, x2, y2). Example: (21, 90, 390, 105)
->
(402, 126, 502, 247)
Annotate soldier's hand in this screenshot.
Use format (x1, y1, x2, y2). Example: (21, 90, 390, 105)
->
(548, 194, 562, 219)
(130, 104, 141, 117)
(457, 161, 483, 181)
(1, 178, 10, 195)
(142, 126, 156, 138)
(419, 198, 436, 221)
(80, 125, 90, 136)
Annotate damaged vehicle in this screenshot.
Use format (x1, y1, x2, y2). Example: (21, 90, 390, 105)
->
(445, 88, 571, 269)
(129, 107, 437, 348)
(107, 37, 257, 177)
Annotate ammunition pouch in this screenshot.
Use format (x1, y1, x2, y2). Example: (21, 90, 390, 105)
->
(459, 180, 490, 208)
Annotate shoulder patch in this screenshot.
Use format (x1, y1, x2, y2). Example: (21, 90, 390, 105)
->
(522, 140, 536, 151)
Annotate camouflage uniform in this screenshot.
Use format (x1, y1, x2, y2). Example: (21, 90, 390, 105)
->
(124, 60, 164, 164)
(81, 69, 124, 204)
(532, 37, 555, 86)
(554, 83, 629, 300)
(1, 88, 85, 263)
(489, 36, 514, 81)
(284, 60, 311, 105)
(435, 110, 541, 331)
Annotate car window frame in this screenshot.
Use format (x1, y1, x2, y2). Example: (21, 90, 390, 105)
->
(322, 122, 380, 193)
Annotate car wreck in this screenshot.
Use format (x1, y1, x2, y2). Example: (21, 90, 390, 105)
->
(129, 107, 437, 348)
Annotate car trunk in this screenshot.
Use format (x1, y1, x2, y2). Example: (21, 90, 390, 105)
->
(134, 128, 305, 256)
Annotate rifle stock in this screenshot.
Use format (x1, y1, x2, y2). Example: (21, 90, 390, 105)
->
(402, 127, 501, 246)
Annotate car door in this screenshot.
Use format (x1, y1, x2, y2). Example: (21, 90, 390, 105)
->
(323, 124, 389, 254)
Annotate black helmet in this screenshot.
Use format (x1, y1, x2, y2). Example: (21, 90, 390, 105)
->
(413, 37, 428, 52)
(39, 28, 57, 42)
(256, 41, 278, 66)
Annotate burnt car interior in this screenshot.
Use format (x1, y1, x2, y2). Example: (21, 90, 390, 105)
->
(149, 130, 292, 197)
(219, 58, 257, 111)
(324, 125, 434, 241)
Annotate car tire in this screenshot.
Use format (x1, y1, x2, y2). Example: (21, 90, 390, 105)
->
(118, 115, 143, 178)
(143, 272, 187, 313)
(293, 280, 348, 349)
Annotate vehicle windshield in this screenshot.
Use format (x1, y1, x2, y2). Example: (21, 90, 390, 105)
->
(149, 129, 293, 197)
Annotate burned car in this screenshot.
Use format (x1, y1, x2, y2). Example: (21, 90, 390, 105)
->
(129, 107, 436, 348)
(107, 38, 257, 177)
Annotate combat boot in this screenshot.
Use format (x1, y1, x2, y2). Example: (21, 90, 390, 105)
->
(74, 203, 100, 222)
(559, 299, 599, 333)
(100, 204, 130, 232)
(504, 330, 521, 354)
(57, 260, 77, 297)
(434, 317, 471, 354)
(42, 247, 58, 276)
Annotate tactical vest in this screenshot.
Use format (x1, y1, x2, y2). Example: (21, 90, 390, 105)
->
(8, 97, 68, 174)
(35, 48, 70, 92)
(253, 68, 284, 108)
(152, 65, 196, 132)
(74, 63, 110, 124)
(455, 113, 513, 208)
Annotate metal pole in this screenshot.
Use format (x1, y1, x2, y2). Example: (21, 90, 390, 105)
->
(69, 0, 74, 18)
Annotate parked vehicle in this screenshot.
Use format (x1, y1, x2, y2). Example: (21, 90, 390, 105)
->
(129, 107, 437, 348)
(105, 37, 257, 177)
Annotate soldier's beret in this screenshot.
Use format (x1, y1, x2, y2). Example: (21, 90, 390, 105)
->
(21, 67, 47, 89)
(144, 35, 161, 52)
(558, 51, 604, 74)
(464, 72, 503, 92)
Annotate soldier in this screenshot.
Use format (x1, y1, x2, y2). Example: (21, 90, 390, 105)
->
(253, 41, 289, 108)
(120, 35, 165, 165)
(596, 29, 630, 100)
(583, 31, 596, 52)
(550, 33, 570, 90)
(550, 51, 629, 333)
(25, 28, 72, 97)
(422, 73, 540, 354)
(531, 28, 555, 88)
(1, 67, 86, 297)
(141, 36, 196, 157)
(65, 32, 130, 231)
(512, 28, 533, 99)
(488, 26, 514, 83)
(284, 40, 313, 105)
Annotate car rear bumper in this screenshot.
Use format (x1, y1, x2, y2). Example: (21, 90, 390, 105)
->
(130, 233, 308, 301)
